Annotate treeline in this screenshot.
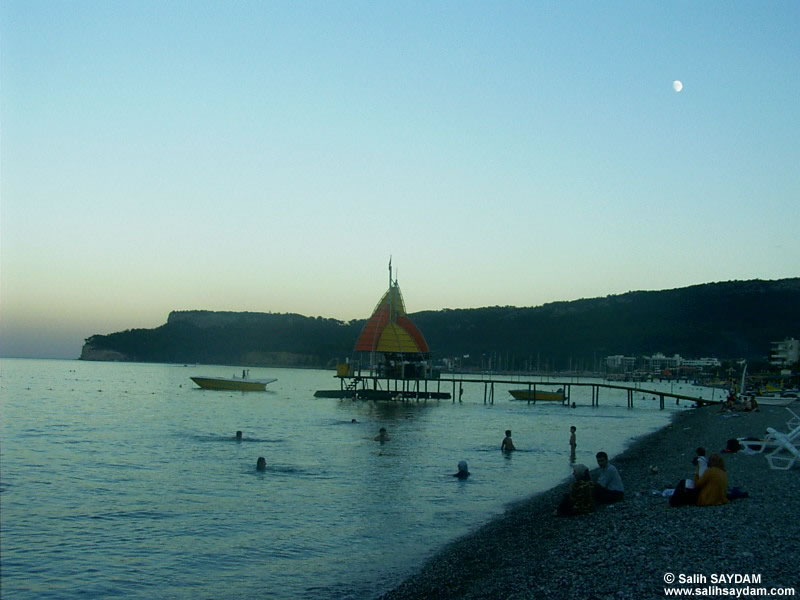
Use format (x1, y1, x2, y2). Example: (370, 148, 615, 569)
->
(82, 312, 361, 367)
(80, 278, 800, 369)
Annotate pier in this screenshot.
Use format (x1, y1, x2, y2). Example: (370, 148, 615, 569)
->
(319, 265, 719, 410)
(314, 374, 716, 409)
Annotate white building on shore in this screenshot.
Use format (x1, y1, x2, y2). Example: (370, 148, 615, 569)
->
(770, 338, 799, 367)
(605, 353, 720, 374)
(605, 355, 637, 371)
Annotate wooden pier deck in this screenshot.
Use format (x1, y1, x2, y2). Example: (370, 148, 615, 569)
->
(314, 374, 717, 409)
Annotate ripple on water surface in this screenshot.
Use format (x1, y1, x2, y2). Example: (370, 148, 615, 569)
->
(0, 360, 705, 599)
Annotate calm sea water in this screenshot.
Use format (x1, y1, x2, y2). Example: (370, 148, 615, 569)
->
(0, 359, 718, 599)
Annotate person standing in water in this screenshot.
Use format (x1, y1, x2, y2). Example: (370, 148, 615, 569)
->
(569, 426, 577, 462)
(501, 430, 516, 452)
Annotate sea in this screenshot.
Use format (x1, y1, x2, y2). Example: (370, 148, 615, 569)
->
(0, 359, 725, 600)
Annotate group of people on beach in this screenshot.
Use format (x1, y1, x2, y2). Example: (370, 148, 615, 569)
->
(555, 450, 626, 516)
(721, 390, 760, 412)
(667, 447, 730, 507)
(555, 442, 731, 517)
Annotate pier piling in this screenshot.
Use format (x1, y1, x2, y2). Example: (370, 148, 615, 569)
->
(316, 374, 714, 408)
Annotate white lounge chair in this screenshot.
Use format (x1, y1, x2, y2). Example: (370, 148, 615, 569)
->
(739, 424, 800, 454)
(768, 425, 800, 443)
(786, 407, 800, 430)
(765, 429, 800, 470)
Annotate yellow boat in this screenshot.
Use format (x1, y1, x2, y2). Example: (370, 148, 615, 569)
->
(509, 388, 566, 402)
(191, 372, 277, 391)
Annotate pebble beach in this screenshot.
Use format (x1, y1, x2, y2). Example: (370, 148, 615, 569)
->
(379, 402, 800, 600)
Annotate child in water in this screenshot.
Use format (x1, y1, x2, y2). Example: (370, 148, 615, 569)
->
(501, 430, 516, 452)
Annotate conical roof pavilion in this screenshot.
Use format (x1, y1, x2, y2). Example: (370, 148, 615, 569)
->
(354, 266, 430, 355)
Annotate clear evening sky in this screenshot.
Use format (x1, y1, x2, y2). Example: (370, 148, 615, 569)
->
(1, 2, 798, 359)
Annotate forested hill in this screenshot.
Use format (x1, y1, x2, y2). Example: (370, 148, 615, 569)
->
(80, 278, 800, 369)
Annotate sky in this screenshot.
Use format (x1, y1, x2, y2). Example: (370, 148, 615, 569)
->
(1, 1, 799, 359)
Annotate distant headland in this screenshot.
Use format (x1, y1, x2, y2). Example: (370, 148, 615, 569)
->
(80, 278, 800, 370)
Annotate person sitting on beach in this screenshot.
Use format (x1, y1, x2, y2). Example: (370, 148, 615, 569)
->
(720, 391, 737, 412)
(555, 463, 595, 516)
(669, 447, 707, 507)
(694, 453, 729, 506)
(374, 427, 391, 442)
(256, 457, 267, 471)
(593, 451, 624, 503)
(453, 460, 470, 480)
(501, 430, 516, 452)
(741, 395, 760, 412)
(693, 447, 708, 478)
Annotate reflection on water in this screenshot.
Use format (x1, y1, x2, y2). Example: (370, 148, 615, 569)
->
(0, 359, 709, 600)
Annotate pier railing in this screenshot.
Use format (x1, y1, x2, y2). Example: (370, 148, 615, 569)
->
(327, 374, 716, 409)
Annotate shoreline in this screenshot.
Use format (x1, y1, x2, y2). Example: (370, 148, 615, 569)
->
(378, 403, 800, 599)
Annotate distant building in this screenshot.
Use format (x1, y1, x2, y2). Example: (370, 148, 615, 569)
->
(645, 353, 681, 372)
(605, 355, 637, 372)
(681, 357, 721, 369)
(605, 353, 720, 374)
(770, 338, 800, 367)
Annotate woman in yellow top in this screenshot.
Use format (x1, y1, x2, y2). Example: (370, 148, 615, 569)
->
(694, 453, 729, 506)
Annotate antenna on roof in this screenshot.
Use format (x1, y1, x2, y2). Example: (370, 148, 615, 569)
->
(388, 256, 392, 288)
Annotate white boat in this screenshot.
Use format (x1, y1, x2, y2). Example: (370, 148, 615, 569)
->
(750, 394, 798, 407)
(191, 370, 277, 391)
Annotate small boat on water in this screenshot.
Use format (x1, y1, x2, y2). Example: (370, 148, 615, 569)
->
(191, 370, 277, 392)
(509, 388, 566, 403)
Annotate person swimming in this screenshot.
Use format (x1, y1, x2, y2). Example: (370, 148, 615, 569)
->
(256, 457, 266, 471)
(453, 460, 470, 480)
(235, 431, 243, 441)
(374, 427, 390, 441)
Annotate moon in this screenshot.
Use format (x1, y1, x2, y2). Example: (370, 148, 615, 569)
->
(673, 80, 683, 93)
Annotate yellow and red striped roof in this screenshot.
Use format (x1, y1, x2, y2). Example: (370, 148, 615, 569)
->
(354, 281, 429, 354)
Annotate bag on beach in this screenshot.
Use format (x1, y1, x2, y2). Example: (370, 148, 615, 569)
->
(723, 438, 742, 453)
(727, 487, 749, 500)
